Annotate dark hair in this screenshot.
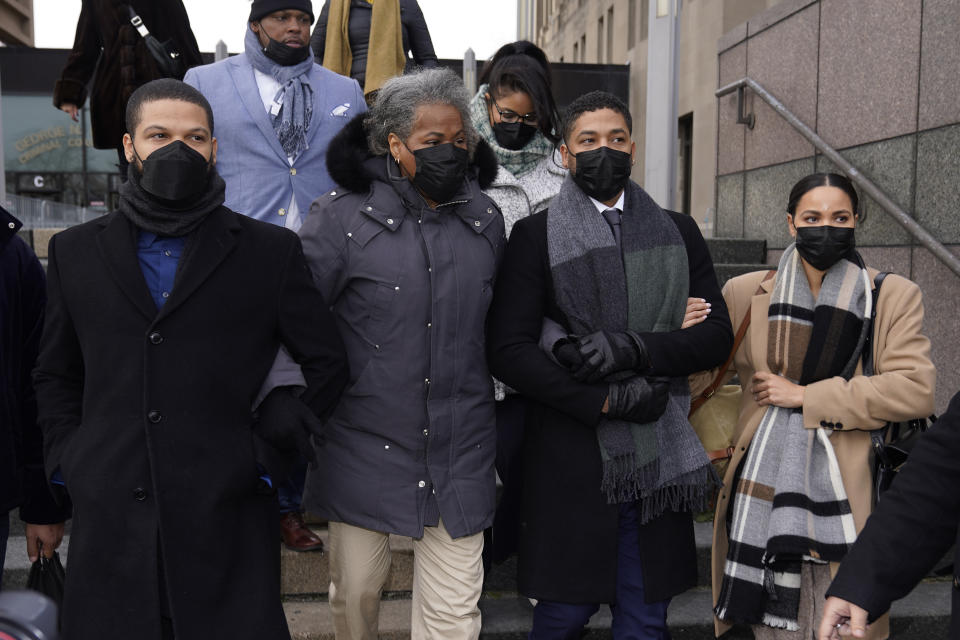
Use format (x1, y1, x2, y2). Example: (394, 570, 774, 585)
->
(786, 172, 862, 219)
(561, 90, 632, 143)
(125, 79, 215, 136)
(479, 41, 560, 144)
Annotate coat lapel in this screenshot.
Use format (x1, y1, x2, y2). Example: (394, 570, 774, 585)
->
(96, 213, 159, 321)
(228, 55, 289, 163)
(154, 208, 240, 323)
(749, 276, 775, 372)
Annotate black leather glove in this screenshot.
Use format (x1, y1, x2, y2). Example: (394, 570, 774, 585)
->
(572, 330, 651, 382)
(253, 387, 324, 467)
(552, 337, 584, 369)
(606, 376, 671, 424)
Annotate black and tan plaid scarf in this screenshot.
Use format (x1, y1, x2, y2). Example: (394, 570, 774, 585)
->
(547, 176, 717, 522)
(715, 245, 870, 630)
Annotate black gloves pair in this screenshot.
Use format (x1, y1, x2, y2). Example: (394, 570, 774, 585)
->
(553, 330, 651, 382)
(253, 387, 324, 469)
(553, 330, 669, 424)
(606, 376, 671, 424)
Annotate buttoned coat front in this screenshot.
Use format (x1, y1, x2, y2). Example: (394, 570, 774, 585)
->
(33, 207, 348, 640)
(704, 268, 935, 638)
(184, 54, 366, 225)
(299, 116, 506, 540)
(486, 197, 733, 605)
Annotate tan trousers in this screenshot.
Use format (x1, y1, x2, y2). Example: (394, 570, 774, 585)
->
(327, 519, 484, 640)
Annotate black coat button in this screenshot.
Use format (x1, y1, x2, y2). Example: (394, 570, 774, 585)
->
(133, 488, 147, 501)
(820, 420, 828, 427)
(835, 422, 843, 429)
(149, 332, 163, 345)
(147, 411, 162, 424)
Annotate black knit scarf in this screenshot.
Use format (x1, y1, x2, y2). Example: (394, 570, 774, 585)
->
(118, 162, 226, 237)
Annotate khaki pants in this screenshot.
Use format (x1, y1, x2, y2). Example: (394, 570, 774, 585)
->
(327, 519, 484, 640)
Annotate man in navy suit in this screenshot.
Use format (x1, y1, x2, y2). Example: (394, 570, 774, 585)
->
(184, 0, 366, 550)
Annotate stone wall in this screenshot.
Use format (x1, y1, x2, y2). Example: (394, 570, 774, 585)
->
(715, 0, 960, 412)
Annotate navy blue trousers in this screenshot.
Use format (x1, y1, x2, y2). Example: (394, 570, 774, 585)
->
(529, 503, 672, 640)
(277, 460, 307, 514)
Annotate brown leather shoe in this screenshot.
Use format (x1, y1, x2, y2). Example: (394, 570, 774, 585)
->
(280, 511, 325, 552)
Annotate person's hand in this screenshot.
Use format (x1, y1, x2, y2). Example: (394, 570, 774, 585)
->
(818, 596, 870, 639)
(681, 297, 711, 329)
(253, 387, 323, 466)
(552, 337, 584, 369)
(605, 376, 670, 424)
(25, 522, 66, 563)
(572, 331, 649, 382)
(59, 103, 80, 122)
(751, 371, 804, 408)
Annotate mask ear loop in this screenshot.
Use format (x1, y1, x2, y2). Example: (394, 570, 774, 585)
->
(387, 140, 416, 183)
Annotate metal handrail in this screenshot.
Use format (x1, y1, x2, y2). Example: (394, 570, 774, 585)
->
(716, 77, 960, 278)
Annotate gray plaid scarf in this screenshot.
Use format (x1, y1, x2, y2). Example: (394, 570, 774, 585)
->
(715, 246, 869, 630)
(469, 85, 556, 178)
(244, 27, 314, 159)
(547, 175, 717, 522)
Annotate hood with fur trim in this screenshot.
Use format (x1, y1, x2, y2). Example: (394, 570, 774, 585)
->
(326, 113, 499, 195)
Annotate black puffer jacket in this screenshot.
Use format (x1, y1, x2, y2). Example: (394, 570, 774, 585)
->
(300, 114, 505, 539)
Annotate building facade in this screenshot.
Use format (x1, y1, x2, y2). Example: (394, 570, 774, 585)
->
(716, 0, 960, 412)
(0, 0, 33, 46)
(522, 0, 781, 226)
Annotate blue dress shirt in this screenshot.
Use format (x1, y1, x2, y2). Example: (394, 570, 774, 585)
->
(137, 231, 186, 310)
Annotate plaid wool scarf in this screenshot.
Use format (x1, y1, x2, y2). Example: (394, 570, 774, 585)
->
(715, 246, 870, 630)
(547, 176, 717, 522)
(469, 85, 557, 178)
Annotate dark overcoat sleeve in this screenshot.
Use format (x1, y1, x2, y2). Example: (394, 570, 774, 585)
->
(402, 0, 438, 67)
(486, 213, 608, 427)
(275, 232, 349, 421)
(53, 0, 100, 108)
(637, 211, 733, 377)
(33, 234, 85, 487)
(17, 242, 69, 523)
(826, 391, 960, 622)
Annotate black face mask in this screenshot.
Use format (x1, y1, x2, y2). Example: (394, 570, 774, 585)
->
(407, 143, 470, 204)
(570, 146, 632, 202)
(794, 225, 856, 271)
(135, 140, 212, 203)
(491, 121, 538, 150)
(262, 36, 311, 66)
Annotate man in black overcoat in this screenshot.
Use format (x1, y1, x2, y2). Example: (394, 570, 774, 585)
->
(0, 207, 68, 578)
(487, 91, 732, 638)
(33, 79, 348, 640)
(817, 390, 960, 640)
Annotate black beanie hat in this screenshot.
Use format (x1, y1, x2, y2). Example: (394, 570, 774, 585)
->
(249, 0, 315, 23)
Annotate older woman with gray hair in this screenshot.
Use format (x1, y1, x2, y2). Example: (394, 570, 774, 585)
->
(297, 67, 504, 639)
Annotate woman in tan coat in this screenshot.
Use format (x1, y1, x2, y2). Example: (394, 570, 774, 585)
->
(706, 173, 935, 639)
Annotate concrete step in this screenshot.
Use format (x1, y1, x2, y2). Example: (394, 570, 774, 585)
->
(282, 581, 952, 639)
(705, 238, 767, 266)
(713, 263, 771, 287)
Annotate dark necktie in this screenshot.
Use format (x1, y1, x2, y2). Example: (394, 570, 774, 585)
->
(602, 208, 622, 249)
